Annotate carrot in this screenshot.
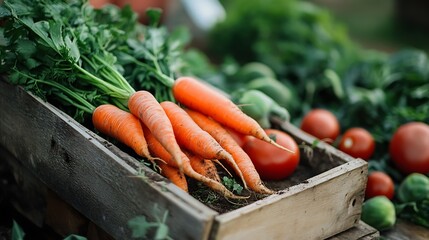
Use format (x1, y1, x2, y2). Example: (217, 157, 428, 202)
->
(185, 150, 221, 183)
(160, 101, 247, 188)
(157, 161, 188, 192)
(143, 125, 246, 200)
(92, 104, 157, 161)
(172, 77, 293, 153)
(224, 126, 247, 148)
(185, 108, 274, 194)
(128, 91, 183, 172)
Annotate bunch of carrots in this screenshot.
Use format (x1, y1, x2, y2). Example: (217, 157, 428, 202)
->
(93, 76, 293, 199)
(0, 0, 293, 200)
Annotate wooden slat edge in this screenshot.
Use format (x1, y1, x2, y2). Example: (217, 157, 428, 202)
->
(211, 159, 368, 240)
(217, 159, 367, 221)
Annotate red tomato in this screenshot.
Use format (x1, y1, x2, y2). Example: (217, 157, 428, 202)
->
(365, 171, 395, 200)
(300, 109, 340, 143)
(389, 122, 429, 174)
(242, 129, 300, 180)
(338, 127, 375, 160)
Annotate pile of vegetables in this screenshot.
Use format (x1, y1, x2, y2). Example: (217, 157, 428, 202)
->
(2, 0, 428, 234)
(207, 0, 360, 117)
(0, 0, 301, 203)
(200, 0, 429, 232)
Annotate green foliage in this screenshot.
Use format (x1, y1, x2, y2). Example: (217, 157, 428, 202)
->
(396, 199, 429, 228)
(208, 0, 360, 115)
(63, 234, 87, 240)
(128, 205, 172, 240)
(0, 0, 195, 122)
(11, 220, 25, 240)
(0, 0, 135, 120)
(394, 173, 429, 228)
(222, 176, 243, 194)
(339, 49, 429, 173)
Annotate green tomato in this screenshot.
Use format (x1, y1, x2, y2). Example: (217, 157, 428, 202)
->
(397, 173, 429, 203)
(361, 196, 396, 231)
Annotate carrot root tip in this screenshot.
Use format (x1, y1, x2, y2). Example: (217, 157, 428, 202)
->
(271, 139, 295, 153)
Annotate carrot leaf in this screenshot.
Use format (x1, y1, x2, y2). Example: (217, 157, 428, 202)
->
(222, 176, 243, 194)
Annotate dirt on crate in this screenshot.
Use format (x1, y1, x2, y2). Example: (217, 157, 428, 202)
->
(188, 163, 318, 214)
(102, 122, 340, 215)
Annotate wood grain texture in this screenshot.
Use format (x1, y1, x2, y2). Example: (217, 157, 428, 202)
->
(210, 158, 367, 240)
(0, 80, 216, 240)
(382, 219, 429, 240)
(328, 221, 379, 239)
(1, 146, 379, 240)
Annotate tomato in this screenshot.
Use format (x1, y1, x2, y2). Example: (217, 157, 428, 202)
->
(365, 171, 395, 200)
(242, 129, 300, 180)
(338, 127, 375, 160)
(300, 109, 340, 143)
(361, 196, 396, 231)
(389, 122, 429, 174)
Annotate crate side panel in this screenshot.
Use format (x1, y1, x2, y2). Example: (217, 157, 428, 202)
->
(0, 80, 216, 240)
(212, 160, 367, 240)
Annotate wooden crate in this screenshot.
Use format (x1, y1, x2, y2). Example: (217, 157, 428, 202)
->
(0, 80, 371, 240)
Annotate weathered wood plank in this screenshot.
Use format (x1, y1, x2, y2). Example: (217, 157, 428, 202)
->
(2, 145, 379, 240)
(0, 80, 217, 239)
(0, 146, 47, 228)
(211, 158, 367, 240)
(382, 219, 429, 240)
(328, 221, 379, 240)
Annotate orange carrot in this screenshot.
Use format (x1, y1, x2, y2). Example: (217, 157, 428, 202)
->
(157, 162, 188, 192)
(92, 104, 156, 161)
(128, 91, 183, 171)
(172, 77, 293, 153)
(185, 108, 274, 194)
(160, 101, 247, 188)
(143, 125, 246, 200)
(185, 150, 221, 183)
(224, 126, 247, 148)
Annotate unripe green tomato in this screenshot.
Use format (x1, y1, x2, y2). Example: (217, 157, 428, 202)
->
(361, 196, 396, 231)
(397, 173, 429, 203)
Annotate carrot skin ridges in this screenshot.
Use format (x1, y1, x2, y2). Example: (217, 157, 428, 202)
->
(185, 108, 274, 194)
(186, 151, 221, 183)
(128, 91, 183, 171)
(160, 101, 236, 162)
(158, 162, 188, 192)
(143, 126, 246, 200)
(92, 104, 154, 160)
(172, 77, 293, 153)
